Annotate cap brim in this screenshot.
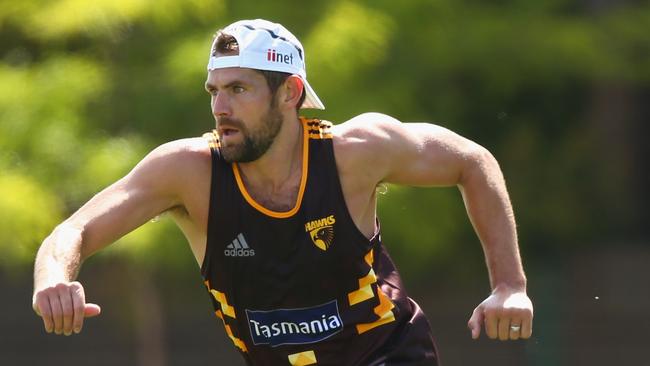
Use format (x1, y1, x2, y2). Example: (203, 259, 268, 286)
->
(301, 78, 325, 110)
(207, 55, 240, 70)
(208, 55, 325, 110)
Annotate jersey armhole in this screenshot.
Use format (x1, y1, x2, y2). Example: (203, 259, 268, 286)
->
(329, 135, 381, 247)
(200, 131, 221, 276)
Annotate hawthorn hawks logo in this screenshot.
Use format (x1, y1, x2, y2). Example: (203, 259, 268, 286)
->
(304, 215, 336, 251)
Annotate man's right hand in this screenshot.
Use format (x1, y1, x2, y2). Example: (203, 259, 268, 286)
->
(32, 281, 101, 336)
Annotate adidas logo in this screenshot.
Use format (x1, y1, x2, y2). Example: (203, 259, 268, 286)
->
(224, 233, 255, 257)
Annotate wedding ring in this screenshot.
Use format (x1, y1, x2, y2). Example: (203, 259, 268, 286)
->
(510, 324, 521, 332)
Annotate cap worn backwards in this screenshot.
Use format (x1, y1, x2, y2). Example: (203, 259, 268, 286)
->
(207, 19, 325, 110)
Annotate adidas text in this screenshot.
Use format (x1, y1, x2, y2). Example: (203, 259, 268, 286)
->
(224, 233, 255, 257)
(224, 248, 256, 257)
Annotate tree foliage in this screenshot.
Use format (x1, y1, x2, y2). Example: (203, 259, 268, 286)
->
(1, 0, 648, 279)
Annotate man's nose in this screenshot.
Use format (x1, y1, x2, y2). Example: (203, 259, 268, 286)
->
(211, 92, 231, 118)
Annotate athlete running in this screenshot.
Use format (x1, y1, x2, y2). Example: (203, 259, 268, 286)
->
(32, 19, 533, 366)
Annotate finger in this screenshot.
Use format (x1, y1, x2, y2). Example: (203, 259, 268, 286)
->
(467, 306, 484, 340)
(484, 311, 499, 339)
(32, 296, 41, 316)
(71, 284, 86, 334)
(58, 286, 74, 336)
(35, 296, 54, 333)
(497, 317, 510, 341)
(49, 295, 64, 335)
(84, 303, 102, 318)
(509, 318, 522, 340)
(521, 315, 533, 339)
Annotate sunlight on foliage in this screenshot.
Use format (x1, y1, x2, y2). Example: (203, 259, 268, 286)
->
(105, 214, 192, 271)
(377, 184, 467, 279)
(0, 1, 38, 27)
(0, 0, 648, 276)
(305, 2, 394, 84)
(67, 136, 147, 203)
(27, 0, 150, 39)
(24, 0, 224, 39)
(147, 0, 225, 29)
(165, 34, 212, 88)
(0, 57, 107, 153)
(0, 172, 63, 267)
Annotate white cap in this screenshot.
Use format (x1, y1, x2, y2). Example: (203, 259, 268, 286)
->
(207, 19, 325, 110)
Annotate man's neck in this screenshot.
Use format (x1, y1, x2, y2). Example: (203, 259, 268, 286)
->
(236, 117, 304, 200)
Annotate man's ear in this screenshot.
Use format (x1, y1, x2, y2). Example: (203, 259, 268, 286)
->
(280, 75, 304, 110)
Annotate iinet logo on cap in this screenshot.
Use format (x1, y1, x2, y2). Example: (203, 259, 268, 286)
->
(267, 49, 294, 65)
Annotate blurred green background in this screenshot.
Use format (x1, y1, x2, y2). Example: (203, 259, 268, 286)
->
(1, 0, 648, 365)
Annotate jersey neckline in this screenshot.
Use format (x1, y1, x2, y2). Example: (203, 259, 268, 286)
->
(231, 118, 310, 219)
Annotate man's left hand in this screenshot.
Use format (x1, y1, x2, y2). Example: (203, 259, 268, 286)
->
(467, 287, 533, 340)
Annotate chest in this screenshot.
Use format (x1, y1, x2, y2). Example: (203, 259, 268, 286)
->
(241, 182, 301, 213)
(207, 202, 371, 308)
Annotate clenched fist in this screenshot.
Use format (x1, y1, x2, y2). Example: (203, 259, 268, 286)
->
(32, 281, 101, 336)
(467, 287, 533, 341)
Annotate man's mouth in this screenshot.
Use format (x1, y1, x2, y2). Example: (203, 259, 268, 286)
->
(219, 126, 240, 137)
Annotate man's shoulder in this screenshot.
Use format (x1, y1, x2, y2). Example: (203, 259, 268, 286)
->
(329, 113, 402, 184)
(139, 136, 212, 176)
(332, 112, 401, 137)
(331, 113, 402, 155)
(152, 136, 212, 159)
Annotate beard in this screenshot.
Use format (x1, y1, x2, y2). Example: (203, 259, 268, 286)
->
(217, 102, 283, 163)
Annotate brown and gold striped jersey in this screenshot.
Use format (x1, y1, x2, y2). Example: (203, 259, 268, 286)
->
(201, 118, 438, 366)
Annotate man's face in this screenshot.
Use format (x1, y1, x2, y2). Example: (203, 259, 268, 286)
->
(205, 68, 283, 163)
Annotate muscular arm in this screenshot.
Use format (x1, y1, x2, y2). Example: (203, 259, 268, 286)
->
(33, 139, 206, 335)
(337, 113, 532, 340)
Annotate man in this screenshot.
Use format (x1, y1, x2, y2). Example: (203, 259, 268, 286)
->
(33, 19, 533, 365)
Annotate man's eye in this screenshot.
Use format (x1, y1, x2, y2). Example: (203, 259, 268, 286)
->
(233, 86, 244, 93)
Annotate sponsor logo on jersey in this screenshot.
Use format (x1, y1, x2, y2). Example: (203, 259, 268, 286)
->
(224, 233, 255, 257)
(304, 215, 336, 251)
(246, 300, 343, 347)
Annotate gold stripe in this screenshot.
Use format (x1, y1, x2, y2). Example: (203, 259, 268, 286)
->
(207, 283, 247, 353)
(364, 249, 374, 267)
(356, 289, 396, 334)
(288, 350, 317, 366)
(348, 253, 378, 306)
(224, 323, 248, 352)
(308, 134, 333, 140)
(305, 118, 333, 140)
(307, 129, 333, 140)
(348, 268, 377, 305)
(210, 289, 236, 318)
(203, 130, 221, 149)
(215, 311, 248, 352)
(351, 248, 396, 333)
(232, 119, 309, 218)
(348, 284, 374, 306)
(305, 119, 332, 129)
(359, 268, 377, 287)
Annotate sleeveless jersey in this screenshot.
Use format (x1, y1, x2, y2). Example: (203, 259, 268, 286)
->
(201, 118, 439, 366)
